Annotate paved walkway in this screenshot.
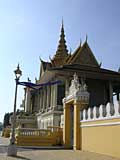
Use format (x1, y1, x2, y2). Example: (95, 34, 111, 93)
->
(0, 136, 119, 160)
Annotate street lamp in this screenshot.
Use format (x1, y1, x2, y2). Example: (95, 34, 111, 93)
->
(7, 64, 22, 156)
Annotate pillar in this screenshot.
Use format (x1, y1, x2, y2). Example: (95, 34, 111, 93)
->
(109, 81, 113, 103)
(37, 90, 40, 112)
(73, 101, 81, 150)
(63, 103, 71, 148)
(43, 87, 46, 110)
(49, 86, 51, 108)
(117, 93, 119, 101)
(39, 90, 42, 111)
(45, 86, 47, 109)
(41, 89, 43, 111)
(47, 86, 51, 108)
(54, 84, 57, 108)
(25, 87, 31, 112)
(50, 86, 53, 107)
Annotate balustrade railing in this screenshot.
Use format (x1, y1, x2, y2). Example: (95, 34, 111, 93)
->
(17, 116, 36, 120)
(81, 101, 120, 122)
(16, 128, 51, 136)
(47, 126, 62, 132)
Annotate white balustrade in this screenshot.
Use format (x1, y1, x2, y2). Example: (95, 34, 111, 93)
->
(106, 103, 111, 117)
(80, 101, 120, 122)
(87, 108, 91, 120)
(93, 106, 97, 119)
(99, 105, 104, 118)
(114, 101, 120, 116)
(110, 103, 115, 116)
(83, 109, 86, 120)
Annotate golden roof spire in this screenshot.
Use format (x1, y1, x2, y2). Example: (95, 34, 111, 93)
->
(51, 20, 69, 67)
(55, 20, 68, 56)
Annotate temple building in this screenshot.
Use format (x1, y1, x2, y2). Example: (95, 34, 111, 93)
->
(21, 22, 120, 130)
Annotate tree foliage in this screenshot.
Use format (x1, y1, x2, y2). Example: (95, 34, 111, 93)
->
(3, 113, 11, 128)
(3, 109, 23, 128)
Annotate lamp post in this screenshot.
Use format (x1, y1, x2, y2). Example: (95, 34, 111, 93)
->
(7, 64, 22, 156)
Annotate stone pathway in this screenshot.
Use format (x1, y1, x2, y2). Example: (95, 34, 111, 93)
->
(0, 136, 119, 160)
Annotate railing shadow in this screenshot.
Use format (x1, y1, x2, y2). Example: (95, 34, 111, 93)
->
(8, 155, 31, 160)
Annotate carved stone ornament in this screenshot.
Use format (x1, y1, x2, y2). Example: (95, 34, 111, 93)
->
(69, 73, 88, 95)
(69, 73, 80, 95)
(63, 73, 89, 106)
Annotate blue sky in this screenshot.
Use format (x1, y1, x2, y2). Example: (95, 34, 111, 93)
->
(0, 0, 120, 122)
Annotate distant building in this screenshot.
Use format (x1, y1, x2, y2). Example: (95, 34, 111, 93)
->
(21, 22, 120, 129)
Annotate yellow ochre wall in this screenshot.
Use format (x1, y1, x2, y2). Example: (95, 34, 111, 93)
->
(81, 118, 120, 158)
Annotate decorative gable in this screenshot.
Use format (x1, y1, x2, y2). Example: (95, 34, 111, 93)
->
(69, 42, 99, 67)
(39, 59, 51, 79)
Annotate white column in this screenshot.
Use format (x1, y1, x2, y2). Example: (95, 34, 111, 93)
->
(37, 90, 40, 112)
(49, 86, 51, 108)
(25, 87, 31, 112)
(44, 87, 47, 110)
(54, 84, 57, 108)
(50, 86, 53, 107)
(47, 86, 50, 108)
(41, 89, 44, 111)
(43, 87, 45, 111)
(39, 90, 41, 111)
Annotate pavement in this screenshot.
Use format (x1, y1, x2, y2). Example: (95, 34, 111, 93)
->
(0, 135, 119, 160)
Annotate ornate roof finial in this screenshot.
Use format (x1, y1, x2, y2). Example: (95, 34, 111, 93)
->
(49, 55, 53, 62)
(27, 77, 31, 82)
(85, 34, 88, 42)
(80, 38, 82, 46)
(118, 67, 120, 73)
(35, 77, 37, 83)
(99, 61, 102, 67)
(39, 56, 44, 63)
(39, 56, 42, 61)
(69, 47, 72, 54)
(62, 17, 64, 29)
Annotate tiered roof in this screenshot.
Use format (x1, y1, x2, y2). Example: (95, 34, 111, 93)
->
(39, 23, 120, 83)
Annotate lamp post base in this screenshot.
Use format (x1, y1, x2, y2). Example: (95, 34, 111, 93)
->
(7, 144, 17, 156)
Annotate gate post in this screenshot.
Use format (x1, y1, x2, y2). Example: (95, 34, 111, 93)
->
(63, 103, 71, 148)
(73, 101, 81, 150)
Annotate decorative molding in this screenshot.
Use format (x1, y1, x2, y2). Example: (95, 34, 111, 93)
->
(81, 121, 120, 128)
(80, 115, 120, 122)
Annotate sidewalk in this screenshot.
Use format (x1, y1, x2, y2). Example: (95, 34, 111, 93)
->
(0, 136, 119, 160)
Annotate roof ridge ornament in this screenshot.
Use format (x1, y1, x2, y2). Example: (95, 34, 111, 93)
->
(80, 39, 82, 47)
(85, 34, 88, 43)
